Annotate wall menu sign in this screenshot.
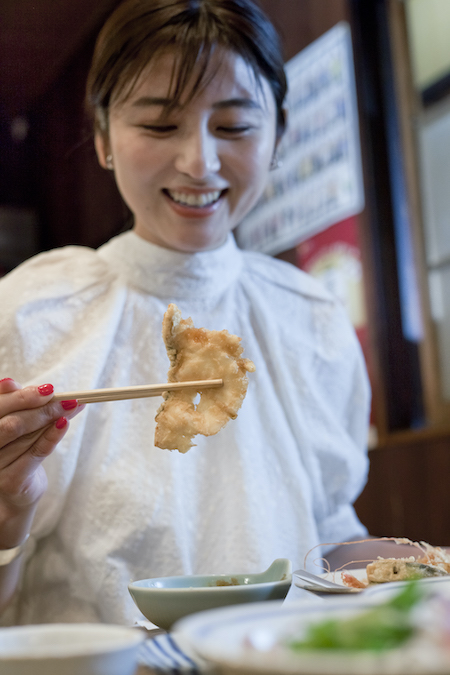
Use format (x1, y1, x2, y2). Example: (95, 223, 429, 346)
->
(235, 22, 365, 256)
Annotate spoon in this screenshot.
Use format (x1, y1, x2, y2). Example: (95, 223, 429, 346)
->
(293, 568, 363, 594)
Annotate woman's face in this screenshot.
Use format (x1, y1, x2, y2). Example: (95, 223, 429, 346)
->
(96, 49, 278, 252)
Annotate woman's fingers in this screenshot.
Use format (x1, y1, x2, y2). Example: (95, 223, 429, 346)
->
(0, 417, 72, 506)
(0, 381, 85, 477)
(20, 409, 84, 460)
(0, 400, 77, 449)
(26, 417, 70, 461)
(0, 380, 56, 417)
(0, 381, 84, 447)
(0, 377, 21, 394)
(0, 381, 85, 508)
(1, 414, 69, 474)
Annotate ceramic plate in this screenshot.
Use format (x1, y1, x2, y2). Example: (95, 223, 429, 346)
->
(175, 593, 450, 675)
(293, 568, 367, 593)
(295, 567, 450, 598)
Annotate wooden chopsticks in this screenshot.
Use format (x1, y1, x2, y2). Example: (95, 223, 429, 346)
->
(52, 379, 223, 404)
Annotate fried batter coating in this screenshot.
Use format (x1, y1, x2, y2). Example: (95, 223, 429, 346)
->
(154, 304, 255, 453)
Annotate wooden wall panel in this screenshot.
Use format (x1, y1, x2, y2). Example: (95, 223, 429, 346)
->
(30, 40, 129, 251)
(259, 0, 350, 60)
(0, 0, 118, 116)
(355, 433, 450, 546)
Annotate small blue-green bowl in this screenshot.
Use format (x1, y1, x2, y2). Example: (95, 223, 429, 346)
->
(128, 558, 292, 630)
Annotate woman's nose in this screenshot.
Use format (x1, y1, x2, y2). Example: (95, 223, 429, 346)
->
(174, 129, 221, 178)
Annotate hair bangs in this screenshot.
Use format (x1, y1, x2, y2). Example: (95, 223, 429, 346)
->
(86, 0, 287, 137)
(110, 10, 223, 115)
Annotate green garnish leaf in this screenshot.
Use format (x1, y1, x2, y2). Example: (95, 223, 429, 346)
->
(289, 581, 423, 653)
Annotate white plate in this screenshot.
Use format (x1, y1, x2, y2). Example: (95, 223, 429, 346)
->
(321, 568, 368, 584)
(295, 567, 450, 599)
(174, 595, 450, 675)
(297, 567, 368, 589)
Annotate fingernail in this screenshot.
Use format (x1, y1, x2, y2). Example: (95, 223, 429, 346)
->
(61, 399, 78, 411)
(55, 417, 67, 429)
(38, 384, 54, 396)
(0, 378, 14, 383)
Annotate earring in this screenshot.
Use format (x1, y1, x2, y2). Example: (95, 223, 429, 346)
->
(270, 156, 282, 171)
(105, 154, 114, 170)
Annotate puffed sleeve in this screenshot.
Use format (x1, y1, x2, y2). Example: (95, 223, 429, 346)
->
(0, 244, 126, 541)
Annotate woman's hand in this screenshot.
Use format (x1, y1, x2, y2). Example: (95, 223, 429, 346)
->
(0, 377, 85, 611)
(0, 378, 84, 522)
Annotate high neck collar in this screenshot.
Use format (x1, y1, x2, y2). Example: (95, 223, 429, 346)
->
(98, 230, 243, 300)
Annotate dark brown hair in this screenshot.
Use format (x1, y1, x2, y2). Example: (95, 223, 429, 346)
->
(86, 0, 287, 137)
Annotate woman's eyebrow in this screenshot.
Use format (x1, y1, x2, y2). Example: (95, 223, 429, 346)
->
(130, 96, 262, 110)
(212, 98, 262, 110)
(131, 96, 173, 108)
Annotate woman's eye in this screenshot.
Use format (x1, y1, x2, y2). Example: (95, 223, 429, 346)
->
(218, 126, 251, 134)
(141, 125, 177, 133)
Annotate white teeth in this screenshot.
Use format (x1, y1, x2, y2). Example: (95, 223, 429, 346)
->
(168, 190, 221, 207)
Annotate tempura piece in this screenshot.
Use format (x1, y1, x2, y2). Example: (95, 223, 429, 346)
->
(366, 559, 447, 583)
(313, 537, 450, 587)
(154, 304, 255, 452)
(365, 541, 450, 583)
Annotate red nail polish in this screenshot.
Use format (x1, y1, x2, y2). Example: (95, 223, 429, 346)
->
(0, 378, 14, 383)
(55, 417, 67, 429)
(38, 384, 54, 396)
(61, 399, 78, 411)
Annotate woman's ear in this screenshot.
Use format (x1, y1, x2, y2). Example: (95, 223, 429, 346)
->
(94, 131, 111, 169)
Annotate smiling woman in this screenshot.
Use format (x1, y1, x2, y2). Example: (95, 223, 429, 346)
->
(87, 0, 286, 252)
(94, 49, 278, 251)
(0, 0, 372, 628)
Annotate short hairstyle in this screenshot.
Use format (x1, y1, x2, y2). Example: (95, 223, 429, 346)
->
(86, 0, 287, 137)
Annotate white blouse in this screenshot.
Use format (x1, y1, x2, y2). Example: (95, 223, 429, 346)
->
(0, 231, 370, 625)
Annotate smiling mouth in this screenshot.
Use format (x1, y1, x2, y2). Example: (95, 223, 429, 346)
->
(164, 189, 225, 207)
